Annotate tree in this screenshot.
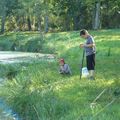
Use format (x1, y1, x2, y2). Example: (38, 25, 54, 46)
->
(0, 1, 7, 33)
(0, 0, 19, 33)
(101, 0, 120, 28)
(0, 0, 120, 33)
(93, 0, 101, 30)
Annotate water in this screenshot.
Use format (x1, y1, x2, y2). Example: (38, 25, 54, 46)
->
(0, 51, 55, 119)
(0, 99, 20, 120)
(0, 51, 55, 64)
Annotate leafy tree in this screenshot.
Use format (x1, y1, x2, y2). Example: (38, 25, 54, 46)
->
(0, 0, 19, 33)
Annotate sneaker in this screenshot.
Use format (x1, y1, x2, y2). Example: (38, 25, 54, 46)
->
(89, 76, 95, 80)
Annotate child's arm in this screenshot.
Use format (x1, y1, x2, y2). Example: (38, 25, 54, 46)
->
(59, 66, 64, 73)
(84, 43, 95, 48)
(80, 36, 95, 48)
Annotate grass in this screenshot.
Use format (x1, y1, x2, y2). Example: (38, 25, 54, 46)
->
(0, 32, 54, 53)
(0, 29, 120, 120)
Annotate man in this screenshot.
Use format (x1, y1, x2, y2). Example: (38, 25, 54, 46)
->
(80, 29, 96, 80)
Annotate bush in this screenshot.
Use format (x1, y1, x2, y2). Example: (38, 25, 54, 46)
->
(26, 37, 44, 52)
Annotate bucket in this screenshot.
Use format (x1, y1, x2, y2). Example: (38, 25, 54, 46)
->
(82, 67, 89, 78)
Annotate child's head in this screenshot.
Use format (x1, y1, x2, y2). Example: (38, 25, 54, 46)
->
(80, 29, 89, 39)
(59, 59, 65, 65)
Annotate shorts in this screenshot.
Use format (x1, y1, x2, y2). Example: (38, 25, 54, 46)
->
(86, 54, 95, 70)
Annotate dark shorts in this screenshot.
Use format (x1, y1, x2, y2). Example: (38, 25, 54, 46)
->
(86, 54, 95, 70)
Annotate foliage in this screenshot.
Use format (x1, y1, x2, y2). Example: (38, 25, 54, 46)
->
(0, 32, 45, 52)
(0, 0, 120, 33)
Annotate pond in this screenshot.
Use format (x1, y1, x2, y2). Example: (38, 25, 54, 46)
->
(0, 51, 55, 120)
(0, 51, 55, 64)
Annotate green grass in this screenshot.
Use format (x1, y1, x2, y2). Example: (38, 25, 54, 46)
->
(0, 32, 55, 53)
(0, 29, 120, 120)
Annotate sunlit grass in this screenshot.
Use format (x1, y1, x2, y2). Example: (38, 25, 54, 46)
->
(0, 29, 120, 119)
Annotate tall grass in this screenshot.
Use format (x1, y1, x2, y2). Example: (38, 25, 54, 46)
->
(0, 29, 120, 120)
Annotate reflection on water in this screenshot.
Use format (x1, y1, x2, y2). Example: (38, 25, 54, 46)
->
(0, 51, 55, 64)
(0, 99, 20, 120)
(0, 51, 55, 119)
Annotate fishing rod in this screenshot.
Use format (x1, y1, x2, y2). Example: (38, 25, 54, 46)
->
(80, 49, 85, 79)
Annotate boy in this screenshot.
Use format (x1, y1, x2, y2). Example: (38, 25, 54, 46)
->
(80, 29, 96, 80)
(59, 59, 72, 75)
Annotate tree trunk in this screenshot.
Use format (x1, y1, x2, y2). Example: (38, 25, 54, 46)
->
(104, 0, 110, 28)
(44, 16, 49, 33)
(37, 16, 44, 51)
(37, 16, 42, 32)
(27, 16, 32, 31)
(32, 16, 36, 31)
(65, 15, 70, 31)
(22, 16, 26, 31)
(92, 8, 95, 29)
(93, 0, 101, 30)
(73, 16, 80, 30)
(1, 14, 6, 34)
(37, 16, 44, 40)
(15, 16, 21, 31)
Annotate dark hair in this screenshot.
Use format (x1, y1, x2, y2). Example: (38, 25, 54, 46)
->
(80, 29, 88, 36)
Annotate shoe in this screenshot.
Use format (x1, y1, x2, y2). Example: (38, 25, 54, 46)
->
(89, 76, 95, 80)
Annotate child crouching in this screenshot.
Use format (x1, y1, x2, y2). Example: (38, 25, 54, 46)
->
(59, 59, 72, 75)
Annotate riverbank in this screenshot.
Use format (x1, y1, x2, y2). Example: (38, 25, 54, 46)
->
(0, 29, 120, 120)
(0, 52, 55, 120)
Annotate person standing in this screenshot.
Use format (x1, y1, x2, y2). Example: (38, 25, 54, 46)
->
(80, 29, 96, 80)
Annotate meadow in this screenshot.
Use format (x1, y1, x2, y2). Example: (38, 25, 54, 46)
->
(0, 29, 120, 120)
